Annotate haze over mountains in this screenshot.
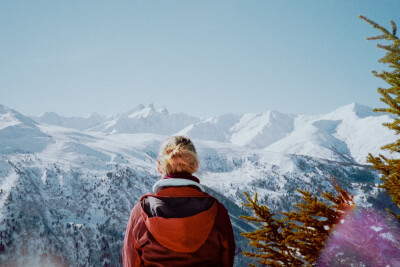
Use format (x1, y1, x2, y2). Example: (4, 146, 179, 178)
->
(0, 103, 396, 266)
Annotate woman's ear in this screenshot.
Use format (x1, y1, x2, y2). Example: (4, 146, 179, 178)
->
(157, 161, 163, 174)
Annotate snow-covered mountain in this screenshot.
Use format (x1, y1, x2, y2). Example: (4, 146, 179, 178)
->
(266, 103, 396, 163)
(34, 104, 199, 135)
(0, 103, 394, 266)
(177, 114, 241, 142)
(230, 110, 295, 148)
(32, 102, 397, 164)
(33, 111, 106, 131)
(0, 104, 52, 154)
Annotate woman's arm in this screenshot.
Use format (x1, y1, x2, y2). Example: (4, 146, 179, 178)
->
(122, 203, 142, 267)
(216, 202, 236, 267)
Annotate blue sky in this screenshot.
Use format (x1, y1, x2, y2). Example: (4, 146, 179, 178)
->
(1, 1, 399, 117)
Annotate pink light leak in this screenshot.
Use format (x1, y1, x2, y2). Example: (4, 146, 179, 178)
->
(318, 208, 400, 266)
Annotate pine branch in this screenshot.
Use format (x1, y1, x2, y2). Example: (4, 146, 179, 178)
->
(359, 15, 398, 41)
(240, 183, 354, 266)
(391, 20, 397, 36)
(361, 16, 400, 213)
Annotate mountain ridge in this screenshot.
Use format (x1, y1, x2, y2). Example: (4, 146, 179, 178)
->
(30, 102, 396, 164)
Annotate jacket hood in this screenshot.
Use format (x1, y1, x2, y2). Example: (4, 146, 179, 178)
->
(141, 186, 218, 253)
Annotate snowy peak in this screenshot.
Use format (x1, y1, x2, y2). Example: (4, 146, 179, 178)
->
(177, 114, 241, 142)
(127, 104, 159, 119)
(0, 104, 38, 130)
(33, 111, 106, 131)
(230, 111, 295, 149)
(326, 103, 376, 120)
(178, 110, 295, 149)
(0, 106, 22, 130)
(266, 118, 353, 163)
(23, 102, 397, 164)
(0, 105, 50, 154)
(264, 103, 396, 163)
(158, 106, 169, 115)
(89, 104, 199, 135)
(33, 104, 191, 134)
(36, 112, 65, 126)
(85, 112, 103, 120)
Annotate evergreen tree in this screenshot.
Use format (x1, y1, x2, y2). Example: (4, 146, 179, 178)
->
(240, 182, 354, 266)
(360, 16, 400, 221)
(241, 16, 400, 266)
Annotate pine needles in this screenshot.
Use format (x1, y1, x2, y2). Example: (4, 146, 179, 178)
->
(360, 15, 400, 221)
(240, 182, 354, 266)
(240, 16, 400, 266)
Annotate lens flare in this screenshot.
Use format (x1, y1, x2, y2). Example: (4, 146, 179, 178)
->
(318, 208, 400, 266)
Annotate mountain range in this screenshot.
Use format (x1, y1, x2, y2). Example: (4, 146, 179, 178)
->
(33, 102, 396, 164)
(0, 103, 396, 266)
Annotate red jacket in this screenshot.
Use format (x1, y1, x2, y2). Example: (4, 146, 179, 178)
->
(122, 176, 236, 267)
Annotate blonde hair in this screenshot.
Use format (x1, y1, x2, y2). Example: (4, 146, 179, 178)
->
(158, 136, 199, 175)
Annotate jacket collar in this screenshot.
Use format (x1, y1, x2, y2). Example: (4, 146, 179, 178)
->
(163, 173, 200, 183)
(152, 174, 205, 193)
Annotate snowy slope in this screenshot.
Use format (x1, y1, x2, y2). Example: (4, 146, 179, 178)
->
(176, 110, 295, 149)
(0, 104, 51, 154)
(177, 114, 241, 142)
(266, 116, 354, 162)
(88, 104, 199, 135)
(230, 110, 295, 148)
(323, 103, 396, 163)
(0, 103, 393, 266)
(31, 103, 396, 164)
(266, 103, 397, 163)
(33, 112, 106, 131)
(0, 121, 378, 266)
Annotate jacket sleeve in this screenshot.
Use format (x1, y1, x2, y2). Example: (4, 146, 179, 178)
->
(216, 202, 236, 267)
(122, 203, 142, 267)
(226, 212, 236, 267)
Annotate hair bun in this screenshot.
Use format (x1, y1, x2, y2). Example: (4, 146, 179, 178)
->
(158, 136, 199, 175)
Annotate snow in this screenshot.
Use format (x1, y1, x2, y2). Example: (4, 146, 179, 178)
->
(266, 120, 353, 162)
(127, 104, 157, 119)
(177, 114, 240, 142)
(87, 104, 199, 135)
(0, 102, 393, 266)
(325, 102, 377, 119)
(0, 112, 20, 130)
(34, 111, 106, 131)
(264, 103, 397, 164)
(28, 102, 396, 164)
(0, 105, 52, 154)
(0, 171, 19, 221)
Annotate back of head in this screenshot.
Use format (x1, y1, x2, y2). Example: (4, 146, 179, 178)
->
(158, 136, 199, 175)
